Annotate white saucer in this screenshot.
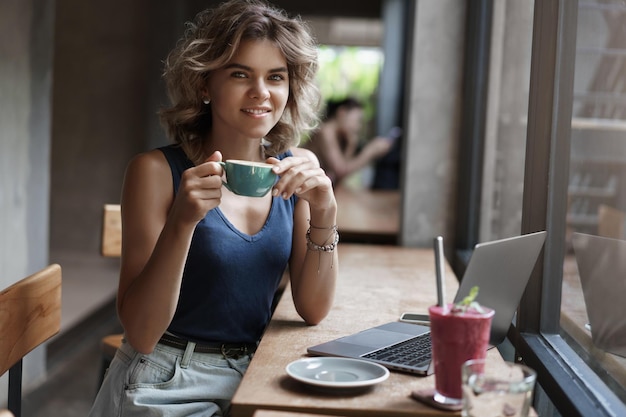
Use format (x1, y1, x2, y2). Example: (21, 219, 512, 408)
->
(285, 357, 389, 389)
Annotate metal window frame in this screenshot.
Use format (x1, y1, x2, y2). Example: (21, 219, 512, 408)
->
(453, 0, 493, 276)
(516, 1, 626, 416)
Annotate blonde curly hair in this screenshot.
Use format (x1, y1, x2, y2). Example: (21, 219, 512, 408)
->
(158, 0, 321, 163)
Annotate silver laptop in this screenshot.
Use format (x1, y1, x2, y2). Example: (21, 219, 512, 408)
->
(572, 233, 626, 358)
(307, 231, 547, 375)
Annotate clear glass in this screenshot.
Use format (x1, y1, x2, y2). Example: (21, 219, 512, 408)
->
(462, 358, 537, 417)
(560, 0, 626, 400)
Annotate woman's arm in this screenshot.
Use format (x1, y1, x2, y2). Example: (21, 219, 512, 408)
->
(289, 196, 338, 324)
(117, 150, 223, 353)
(270, 148, 338, 324)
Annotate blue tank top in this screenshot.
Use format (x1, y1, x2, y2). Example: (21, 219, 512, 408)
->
(159, 145, 296, 344)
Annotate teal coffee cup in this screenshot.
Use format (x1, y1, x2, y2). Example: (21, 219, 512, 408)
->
(219, 160, 277, 197)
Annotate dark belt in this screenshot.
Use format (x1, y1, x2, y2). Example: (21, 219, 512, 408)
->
(158, 333, 257, 358)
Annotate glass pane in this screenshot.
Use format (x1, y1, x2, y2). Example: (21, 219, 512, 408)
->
(480, 1, 534, 241)
(561, 0, 626, 400)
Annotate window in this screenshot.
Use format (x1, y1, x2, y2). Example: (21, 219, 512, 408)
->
(475, 1, 626, 415)
(512, 1, 626, 416)
(561, 0, 626, 403)
(316, 45, 384, 129)
(312, 45, 385, 189)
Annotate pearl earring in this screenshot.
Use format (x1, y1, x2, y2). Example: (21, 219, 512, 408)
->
(203, 98, 211, 105)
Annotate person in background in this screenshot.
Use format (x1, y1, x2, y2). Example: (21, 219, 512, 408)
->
(88, 1, 337, 416)
(305, 97, 400, 185)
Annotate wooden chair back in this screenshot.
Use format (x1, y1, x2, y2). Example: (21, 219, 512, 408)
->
(99, 204, 124, 385)
(0, 264, 62, 417)
(101, 204, 122, 257)
(598, 204, 625, 239)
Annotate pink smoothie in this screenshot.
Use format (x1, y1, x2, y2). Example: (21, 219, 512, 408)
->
(428, 303, 494, 402)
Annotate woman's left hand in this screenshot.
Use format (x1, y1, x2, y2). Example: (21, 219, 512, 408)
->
(267, 155, 335, 211)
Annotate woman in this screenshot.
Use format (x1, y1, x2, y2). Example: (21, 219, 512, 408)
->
(88, 1, 337, 416)
(305, 97, 398, 184)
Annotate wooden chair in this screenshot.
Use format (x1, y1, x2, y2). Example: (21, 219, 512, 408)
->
(598, 204, 625, 239)
(101, 203, 122, 258)
(99, 204, 124, 385)
(0, 264, 62, 417)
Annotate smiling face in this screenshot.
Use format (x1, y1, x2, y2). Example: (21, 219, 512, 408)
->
(206, 39, 290, 144)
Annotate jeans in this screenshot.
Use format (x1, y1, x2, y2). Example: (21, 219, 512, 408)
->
(88, 337, 252, 417)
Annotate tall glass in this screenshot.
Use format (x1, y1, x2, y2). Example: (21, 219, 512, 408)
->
(462, 358, 536, 417)
(428, 304, 494, 405)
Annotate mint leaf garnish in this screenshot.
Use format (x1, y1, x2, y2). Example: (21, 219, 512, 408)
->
(451, 286, 485, 314)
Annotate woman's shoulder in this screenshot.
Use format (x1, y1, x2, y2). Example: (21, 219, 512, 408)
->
(129, 148, 168, 168)
(122, 148, 173, 204)
(124, 148, 172, 182)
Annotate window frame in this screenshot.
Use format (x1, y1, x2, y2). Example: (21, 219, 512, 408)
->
(512, 1, 626, 415)
(454, 0, 493, 260)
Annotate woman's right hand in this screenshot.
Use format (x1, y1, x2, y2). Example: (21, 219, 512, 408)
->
(169, 151, 224, 225)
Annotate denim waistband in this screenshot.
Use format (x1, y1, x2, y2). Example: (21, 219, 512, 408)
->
(158, 333, 257, 358)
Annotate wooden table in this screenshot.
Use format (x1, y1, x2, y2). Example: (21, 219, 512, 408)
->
(334, 186, 400, 244)
(231, 244, 515, 417)
(253, 411, 344, 417)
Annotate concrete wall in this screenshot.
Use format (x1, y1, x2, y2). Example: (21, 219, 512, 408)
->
(48, 0, 185, 332)
(400, 0, 466, 248)
(50, 0, 153, 254)
(0, 0, 55, 400)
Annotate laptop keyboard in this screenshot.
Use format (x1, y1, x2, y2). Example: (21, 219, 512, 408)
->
(362, 332, 432, 367)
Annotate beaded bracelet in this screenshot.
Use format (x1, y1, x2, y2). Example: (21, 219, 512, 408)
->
(306, 224, 339, 252)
